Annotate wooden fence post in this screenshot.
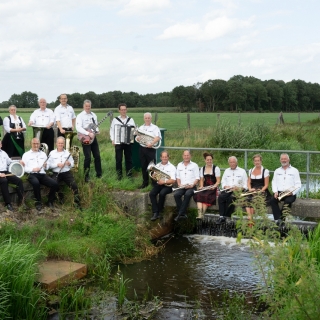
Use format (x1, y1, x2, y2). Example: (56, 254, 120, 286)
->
(154, 113, 158, 125)
(298, 112, 300, 124)
(187, 114, 190, 130)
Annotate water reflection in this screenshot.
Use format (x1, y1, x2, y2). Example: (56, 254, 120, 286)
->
(119, 235, 262, 318)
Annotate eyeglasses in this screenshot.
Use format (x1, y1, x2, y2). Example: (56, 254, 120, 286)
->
(32, 143, 40, 145)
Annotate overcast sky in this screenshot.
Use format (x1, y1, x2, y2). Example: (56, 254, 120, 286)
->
(0, 0, 319, 103)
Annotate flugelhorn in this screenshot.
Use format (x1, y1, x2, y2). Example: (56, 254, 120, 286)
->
(147, 161, 172, 187)
(194, 185, 218, 194)
(278, 186, 300, 201)
(135, 128, 161, 149)
(240, 189, 261, 197)
(172, 184, 193, 192)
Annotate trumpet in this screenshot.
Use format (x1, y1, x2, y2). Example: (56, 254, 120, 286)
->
(278, 187, 300, 201)
(194, 185, 218, 194)
(172, 184, 193, 192)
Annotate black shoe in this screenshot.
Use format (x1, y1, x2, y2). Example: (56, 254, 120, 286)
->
(36, 204, 42, 211)
(85, 176, 90, 183)
(215, 216, 226, 224)
(6, 204, 14, 212)
(150, 213, 160, 221)
(96, 175, 102, 179)
(174, 214, 188, 222)
(46, 202, 54, 209)
(276, 219, 284, 227)
(138, 184, 148, 189)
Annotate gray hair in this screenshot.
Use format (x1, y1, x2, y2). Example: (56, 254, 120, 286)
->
(56, 136, 65, 143)
(144, 112, 152, 118)
(228, 156, 238, 163)
(8, 105, 16, 111)
(83, 99, 92, 106)
(280, 153, 290, 160)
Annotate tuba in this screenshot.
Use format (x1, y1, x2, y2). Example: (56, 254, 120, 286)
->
(135, 128, 161, 149)
(147, 161, 172, 186)
(32, 125, 49, 155)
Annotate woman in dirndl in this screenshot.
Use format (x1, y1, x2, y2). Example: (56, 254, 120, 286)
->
(193, 152, 221, 219)
(2, 105, 26, 158)
(245, 154, 271, 224)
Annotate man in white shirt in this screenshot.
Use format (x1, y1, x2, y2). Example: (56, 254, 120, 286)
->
(270, 153, 301, 224)
(54, 94, 76, 137)
(22, 138, 59, 211)
(76, 99, 102, 182)
(28, 98, 55, 152)
(216, 156, 247, 224)
(149, 151, 176, 221)
(136, 113, 161, 189)
(110, 103, 136, 180)
(0, 140, 24, 211)
(174, 150, 200, 221)
(47, 137, 81, 210)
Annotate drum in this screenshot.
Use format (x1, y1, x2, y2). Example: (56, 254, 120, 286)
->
(8, 162, 25, 178)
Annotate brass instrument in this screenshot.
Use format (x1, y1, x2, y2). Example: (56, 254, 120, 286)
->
(147, 161, 172, 187)
(70, 146, 80, 172)
(135, 128, 161, 149)
(194, 185, 218, 194)
(65, 131, 80, 172)
(32, 126, 49, 155)
(278, 187, 300, 201)
(219, 187, 233, 193)
(172, 184, 193, 192)
(240, 190, 260, 197)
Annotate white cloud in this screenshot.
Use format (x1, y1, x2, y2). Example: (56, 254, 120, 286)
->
(158, 16, 252, 41)
(119, 0, 171, 15)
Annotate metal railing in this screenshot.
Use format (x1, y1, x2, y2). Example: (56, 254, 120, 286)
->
(160, 146, 320, 199)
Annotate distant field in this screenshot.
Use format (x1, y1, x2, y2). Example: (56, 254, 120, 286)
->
(1, 111, 318, 136)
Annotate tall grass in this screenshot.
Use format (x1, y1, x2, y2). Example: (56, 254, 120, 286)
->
(0, 239, 47, 320)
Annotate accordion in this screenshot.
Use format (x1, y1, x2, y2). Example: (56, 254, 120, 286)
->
(114, 124, 135, 144)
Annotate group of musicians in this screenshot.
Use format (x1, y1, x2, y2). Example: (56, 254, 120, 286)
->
(148, 151, 301, 225)
(0, 97, 302, 224)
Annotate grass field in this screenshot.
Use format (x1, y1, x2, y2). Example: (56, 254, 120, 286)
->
(1, 111, 319, 136)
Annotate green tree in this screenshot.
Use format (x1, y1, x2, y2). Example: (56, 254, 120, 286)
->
(201, 79, 227, 112)
(99, 92, 116, 108)
(83, 91, 99, 108)
(171, 85, 196, 112)
(225, 80, 247, 111)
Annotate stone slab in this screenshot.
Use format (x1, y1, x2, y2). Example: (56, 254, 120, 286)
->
(38, 260, 87, 292)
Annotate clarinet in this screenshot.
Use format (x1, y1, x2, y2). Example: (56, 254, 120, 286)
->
(56, 154, 72, 177)
(38, 154, 51, 173)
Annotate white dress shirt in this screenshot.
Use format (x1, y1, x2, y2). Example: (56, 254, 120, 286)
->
(272, 165, 301, 195)
(110, 116, 136, 143)
(221, 166, 248, 189)
(76, 111, 99, 136)
(22, 150, 48, 174)
(176, 161, 200, 185)
(3, 115, 26, 133)
(54, 104, 76, 128)
(48, 149, 74, 173)
(155, 161, 176, 180)
(0, 150, 12, 171)
(29, 108, 55, 127)
(199, 165, 221, 178)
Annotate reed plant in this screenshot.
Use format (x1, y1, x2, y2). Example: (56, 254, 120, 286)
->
(0, 239, 47, 320)
(234, 192, 320, 319)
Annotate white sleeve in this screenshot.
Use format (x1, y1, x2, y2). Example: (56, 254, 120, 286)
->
(3, 117, 10, 133)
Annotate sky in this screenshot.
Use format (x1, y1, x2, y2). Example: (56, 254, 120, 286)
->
(0, 0, 319, 103)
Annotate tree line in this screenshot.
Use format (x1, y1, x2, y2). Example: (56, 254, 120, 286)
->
(1, 75, 320, 112)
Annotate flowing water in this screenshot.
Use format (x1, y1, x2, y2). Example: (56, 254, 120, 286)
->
(116, 234, 263, 319)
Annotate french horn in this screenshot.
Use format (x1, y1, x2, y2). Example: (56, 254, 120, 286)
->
(147, 161, 172, 186)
